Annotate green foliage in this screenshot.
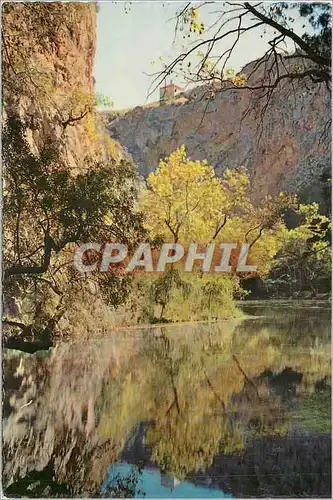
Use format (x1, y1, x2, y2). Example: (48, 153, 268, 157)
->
(150, 268, 191, 319)
(139, 146, 307, 314)
(199, 274, 242, 319)
(2, 115, 145, 339)
(140, 146, 296, 276)
(133, 271, 242, 323)
(140, 145, 222, 244)
(3, 116, 144, 262)
(163, 273, 240, 322)
(263, 203, 331, 297)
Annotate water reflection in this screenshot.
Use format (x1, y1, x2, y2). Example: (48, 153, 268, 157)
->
(102, 463, 231, 498)
(2, 301, 331, 497)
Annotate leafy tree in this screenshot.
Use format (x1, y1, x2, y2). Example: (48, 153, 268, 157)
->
(138, 146, 308, 319)
(263, 202, 331, 296)
(150, 268, 191, 320)
(140, 145, 221, 244)
(140, 146, 296, 276)
(2, 116, 145, 344)
(3, 116, 144, 278)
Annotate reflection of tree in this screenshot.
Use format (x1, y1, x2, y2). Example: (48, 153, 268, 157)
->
(147, 413, 223, 479)
(142, 324, 297, 478)
(159, 331, 182, 416)
(3, 310, 331, 496)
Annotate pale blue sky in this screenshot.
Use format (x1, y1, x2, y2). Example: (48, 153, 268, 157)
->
(94, 1, 307, 110)
(94, 1, 181, 108)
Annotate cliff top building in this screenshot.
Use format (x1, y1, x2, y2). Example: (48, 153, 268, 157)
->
(159, 80, 184, 102)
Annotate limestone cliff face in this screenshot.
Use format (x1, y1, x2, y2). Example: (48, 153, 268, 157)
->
(2, 2, 99, 170)
(108, 58, 331, 203)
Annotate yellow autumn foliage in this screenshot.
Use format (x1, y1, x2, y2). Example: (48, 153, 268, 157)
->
(140, 146, 297, 276)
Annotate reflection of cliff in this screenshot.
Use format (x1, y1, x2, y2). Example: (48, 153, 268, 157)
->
(3, 307, 331, 496)
(3, 341, 124, 495)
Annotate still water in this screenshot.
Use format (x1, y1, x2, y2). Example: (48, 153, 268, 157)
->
(2, 301, 331, 497)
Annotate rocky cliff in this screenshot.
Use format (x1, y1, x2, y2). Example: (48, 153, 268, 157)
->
(107, 58, 331, 205)
(2, 3, 127, 348)
(2, 2, 106, 170)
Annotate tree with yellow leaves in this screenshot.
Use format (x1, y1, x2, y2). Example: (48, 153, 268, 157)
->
(140, 146, 295, 277)
(140, 145, 222, 244)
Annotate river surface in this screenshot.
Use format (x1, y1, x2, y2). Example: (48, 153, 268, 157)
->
(2, 300, 331, 497)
